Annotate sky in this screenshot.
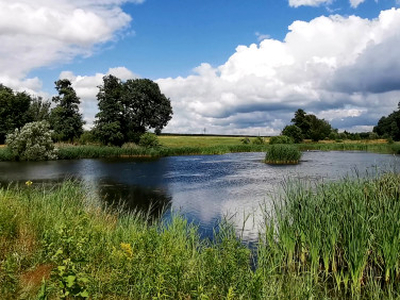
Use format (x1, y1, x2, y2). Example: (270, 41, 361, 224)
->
(1, 0, 400, 135)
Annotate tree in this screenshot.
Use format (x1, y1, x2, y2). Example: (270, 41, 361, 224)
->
(0, 84, 32, 144)
(94, 76, 173, 146)
(122, 79, 173, 142)
(49, 79, 84, 142)
(373, 103, 400, 140)
(281, 124, 303, 143)
(94, 75, 125, 146)
(289, 108, 334, 141)
(27, 96, 51, 122)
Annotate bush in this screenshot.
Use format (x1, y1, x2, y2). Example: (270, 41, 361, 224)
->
(252, 136, 265, 145)
(281, 125, 303, 143)
(241, 137, 251, 145)
(138, 132, 160, 148)
(265, 144, 302, 164)
(6, 121, 57, 161)
(269, 135, 293, 145)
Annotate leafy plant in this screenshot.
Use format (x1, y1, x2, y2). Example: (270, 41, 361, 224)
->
(6, 120, 57, 161)
(269, 135, 293, 145)
(138, 132, 160, 148)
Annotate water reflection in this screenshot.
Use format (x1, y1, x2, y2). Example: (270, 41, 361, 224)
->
(1, 151, 399, 242)
(97, 180, 171, 219)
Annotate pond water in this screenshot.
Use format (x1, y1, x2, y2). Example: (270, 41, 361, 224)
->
(1, 151, 399, 242)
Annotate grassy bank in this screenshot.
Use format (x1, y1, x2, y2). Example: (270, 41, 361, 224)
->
(2, 174, 400, 298)
(1, 135, 400, 161)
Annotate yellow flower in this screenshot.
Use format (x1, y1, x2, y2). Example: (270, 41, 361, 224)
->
(120, 242, 133, 258)
(25, 180, 33, 186)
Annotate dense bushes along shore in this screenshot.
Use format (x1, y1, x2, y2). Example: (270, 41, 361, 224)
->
(2, 173, 400, 298)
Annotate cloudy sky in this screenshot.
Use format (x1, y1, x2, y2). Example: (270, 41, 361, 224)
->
(1, 0, 400, 135)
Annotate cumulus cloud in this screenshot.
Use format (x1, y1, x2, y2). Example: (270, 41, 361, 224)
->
(157, 8, 400, 134)
(0, 0, 141, 90)
(349, 0, 366, 8)
(289, 0, 333, 8)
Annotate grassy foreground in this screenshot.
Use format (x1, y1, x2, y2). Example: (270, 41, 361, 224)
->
(2, 174, 400, 298)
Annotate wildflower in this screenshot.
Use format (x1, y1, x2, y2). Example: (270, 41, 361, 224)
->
(120, 242, 133, 258)
(25, 180, 33, 187)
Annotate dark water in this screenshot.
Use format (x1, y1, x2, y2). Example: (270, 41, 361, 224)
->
(1, 151, 399, 241)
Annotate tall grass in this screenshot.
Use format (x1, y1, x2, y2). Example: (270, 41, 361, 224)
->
(2, 175, 400, 298)
(259, 172, 400, 298)
(265, 144, 302, 164)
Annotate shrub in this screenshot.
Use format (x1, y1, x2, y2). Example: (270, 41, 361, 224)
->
(138, 132, 160, 148)
(241, 137, 251, 145)
(265, 144, 302, 164)
(252, 136, 265, 145)
(281, 125, 303, 143)
(269, 135, 293, 145)
(6, 121, 57, 161)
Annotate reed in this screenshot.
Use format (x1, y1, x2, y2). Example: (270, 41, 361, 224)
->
(260, 172, 400, 297)
(265, 144, 302, 164)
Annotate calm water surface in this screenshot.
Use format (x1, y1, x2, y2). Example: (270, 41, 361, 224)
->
(1, 151, 399, 241)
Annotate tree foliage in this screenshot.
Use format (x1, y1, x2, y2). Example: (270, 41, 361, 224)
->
(373, 103, 400, 141)
(281, 125, 303, 143)
(94, 76, 173, 146)
(0, 84, 32, 144)
(6, 121, 57, 161)
(289, 109, 334, 141)
(49, 79, 84, 142)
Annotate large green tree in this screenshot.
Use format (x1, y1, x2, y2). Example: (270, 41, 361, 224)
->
(94, 76, 173, 146)
(289, 108, 334, 141)
(0, 84, 32, 144)
(49, 79, 84, 142)
(94, 75, 125, 146)
(373, 102, 400, 140)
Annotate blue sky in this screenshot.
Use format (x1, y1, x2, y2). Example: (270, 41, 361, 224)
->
(1, 0, 400, 135)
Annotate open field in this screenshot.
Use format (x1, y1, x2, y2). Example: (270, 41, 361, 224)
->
(2, 174, 400, 298)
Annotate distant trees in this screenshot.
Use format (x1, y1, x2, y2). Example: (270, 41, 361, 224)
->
(49, 79, 85, 142)
(94, 76, 173, 146)
(0, 84, 50, 144)
(373, 102, 400, 141)
(285, 109, 334, 142)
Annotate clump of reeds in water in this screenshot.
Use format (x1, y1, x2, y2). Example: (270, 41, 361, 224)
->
(265, 144, 302, 164)
(259, 172, 400, 297)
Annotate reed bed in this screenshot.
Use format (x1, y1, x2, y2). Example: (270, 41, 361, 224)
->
(259, 172, 400, 298)
(265, 144, 302, 164)
(2, 173, 400, 298)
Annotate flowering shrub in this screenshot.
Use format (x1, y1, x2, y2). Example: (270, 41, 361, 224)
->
(6, 121, 57, 161)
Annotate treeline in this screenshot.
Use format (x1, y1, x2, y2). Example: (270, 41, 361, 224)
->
(0, 76, 173, 146)
(279, 107, 394, 143)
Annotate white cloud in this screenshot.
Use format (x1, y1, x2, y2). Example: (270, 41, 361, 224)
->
(349, 0, 366, 8)
(156, 8, 400, 134)
(288, 0, 333, 8)
(0, 0, 141, 89)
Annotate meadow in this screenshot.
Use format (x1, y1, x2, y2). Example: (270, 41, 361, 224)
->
(2, 172, 400, 298)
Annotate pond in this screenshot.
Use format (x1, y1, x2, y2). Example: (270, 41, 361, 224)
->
(1, 151, 399, 242)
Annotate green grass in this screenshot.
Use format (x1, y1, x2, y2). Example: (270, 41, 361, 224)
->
(1, 136, 400, 161)
(265, 144, 302, 164)
(2, 174, 400, 298)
